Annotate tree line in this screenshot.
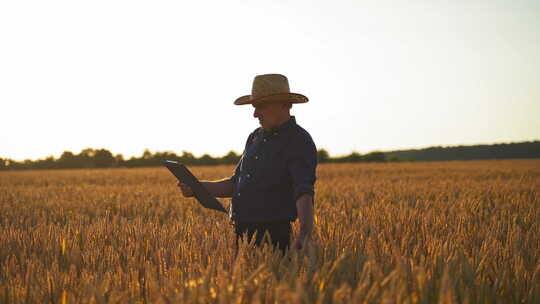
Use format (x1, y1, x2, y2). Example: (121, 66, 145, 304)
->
(0, 148, 388, 170)
(385, 141, 540, 161)
(1, 141, 538, 170)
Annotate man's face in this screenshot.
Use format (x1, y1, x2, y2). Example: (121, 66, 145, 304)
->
(252, 102, 289, 130)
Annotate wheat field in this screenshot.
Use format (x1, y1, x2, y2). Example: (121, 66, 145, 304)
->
(1, 160, 539, 303)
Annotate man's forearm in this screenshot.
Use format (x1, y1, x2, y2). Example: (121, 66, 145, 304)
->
(201, 178, 235, 198)
(296, 194, 314, 240)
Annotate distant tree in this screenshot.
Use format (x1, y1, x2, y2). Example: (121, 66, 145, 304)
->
(347, 152, 363, 162)
(199, 154, 217, 166)
(179, 151, 196, 164)
(7, 159, 23, 169)
(115, 154, 124, 166)
(317, 149, 330, 163)
(94, 149, 115, 167)
(153, 151, 180, 166)
(34, 156, 56, 169)
(363, 151, 386, 162)
(221, 151, 240, 164)
(79, 148, 95, 158)
(78, 148, 96, 168)
(142, 149, 153, 160)
(333, 151, 362, 163)
(58, 151, 77, 168)
(123, 156, 141, 167)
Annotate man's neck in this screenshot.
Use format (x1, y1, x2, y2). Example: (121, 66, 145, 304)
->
(265, 114, 291, 131)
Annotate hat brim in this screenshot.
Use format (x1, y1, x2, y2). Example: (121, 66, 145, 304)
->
(234, 93, 308, 106)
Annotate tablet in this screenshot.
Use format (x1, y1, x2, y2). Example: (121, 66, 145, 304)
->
(163, 160, 227, 213)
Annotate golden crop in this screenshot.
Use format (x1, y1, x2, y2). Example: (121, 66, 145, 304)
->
(0, 160, 539, 303)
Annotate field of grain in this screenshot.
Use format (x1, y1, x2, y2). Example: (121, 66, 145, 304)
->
(1, 160, 539, 303)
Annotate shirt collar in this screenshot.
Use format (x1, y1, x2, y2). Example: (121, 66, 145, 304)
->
(262, 116, 296, 137)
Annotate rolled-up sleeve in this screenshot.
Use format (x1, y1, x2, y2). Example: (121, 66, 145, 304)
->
(287, 134, 317, 200)
(229, 161, 241, 184)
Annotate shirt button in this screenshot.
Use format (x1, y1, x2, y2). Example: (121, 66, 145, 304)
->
(237, 192, 241, 197)
(263, 139, 267, 142)
(254, 156, 258, 160)
(247, 174, 251, 178)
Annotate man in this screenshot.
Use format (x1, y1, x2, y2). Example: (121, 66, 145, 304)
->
(178, 74, 316, 253)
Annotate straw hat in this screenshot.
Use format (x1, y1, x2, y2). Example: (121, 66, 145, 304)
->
(234, 74, 308, 106)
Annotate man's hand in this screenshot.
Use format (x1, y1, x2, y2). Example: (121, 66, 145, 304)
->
(177, 179, 235, 198)
(177, 181, 194, 197)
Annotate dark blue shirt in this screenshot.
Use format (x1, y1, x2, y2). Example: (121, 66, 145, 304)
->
(229, 116, 317, 222)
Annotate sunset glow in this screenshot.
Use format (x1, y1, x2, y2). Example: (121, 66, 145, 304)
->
(1, 0, 539, 160)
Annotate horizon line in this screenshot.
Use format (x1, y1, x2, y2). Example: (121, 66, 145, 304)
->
(2, 139, 539, 162)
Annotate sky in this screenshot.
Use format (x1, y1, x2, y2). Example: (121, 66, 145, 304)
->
(1, 0, 539, 161)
